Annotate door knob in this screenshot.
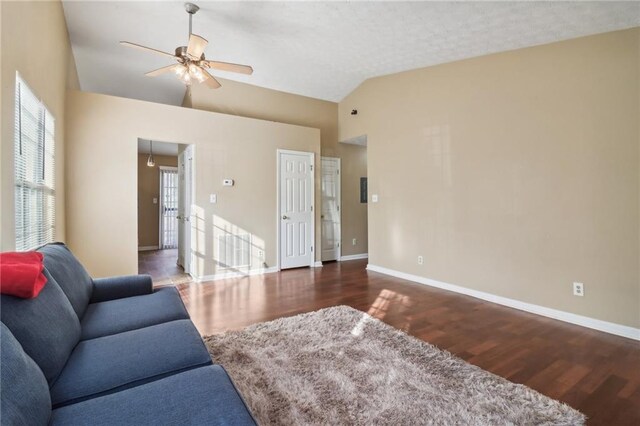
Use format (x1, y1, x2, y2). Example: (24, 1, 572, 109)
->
(282, 215, 289, 220)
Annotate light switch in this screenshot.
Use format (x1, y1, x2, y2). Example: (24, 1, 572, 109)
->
(152, 198, 158, 204)
(223, 179, 234, 186)
(210, 194, 217, 204)
(372, 194, 379, 203)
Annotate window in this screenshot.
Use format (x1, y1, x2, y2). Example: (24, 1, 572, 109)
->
(14, 74, 55, 251)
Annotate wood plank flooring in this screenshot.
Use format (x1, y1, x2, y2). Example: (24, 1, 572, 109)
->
(163, 258, 639, 425)
(138, 249, 192, 286)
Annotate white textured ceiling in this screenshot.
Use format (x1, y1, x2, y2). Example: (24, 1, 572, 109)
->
(63, 1, 640, 105)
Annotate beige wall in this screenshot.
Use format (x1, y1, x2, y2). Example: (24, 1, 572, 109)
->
(185, 80, 368, 256)
(0, 0, 79, 250)
(339, 28, 640, 328)
(137, 154, 178, 248)
(66, 90, 320, 278)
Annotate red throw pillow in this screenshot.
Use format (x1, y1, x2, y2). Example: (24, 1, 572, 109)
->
(0, 252, 47, 299)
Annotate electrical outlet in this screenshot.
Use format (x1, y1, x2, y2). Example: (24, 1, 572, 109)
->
(417, 256, 424, 265)
(258, 250, 264, 260)
(573, 282, 584, 297)
(352, 238, 357, 246)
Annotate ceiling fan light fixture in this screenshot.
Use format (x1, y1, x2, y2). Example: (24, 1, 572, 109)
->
(189, 64, 206, 83)
(180, 70, 192, 85)
(174, 64, 187, 76)
(175, 63, 206, 85)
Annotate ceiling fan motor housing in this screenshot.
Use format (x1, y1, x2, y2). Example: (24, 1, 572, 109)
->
(175, 46, 205, 62)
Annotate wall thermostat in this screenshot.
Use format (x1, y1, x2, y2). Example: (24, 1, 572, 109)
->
(223, 179, 234, 186)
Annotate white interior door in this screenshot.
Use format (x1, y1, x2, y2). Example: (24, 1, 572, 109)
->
(279, 150, 314, 269)
(177, 145, 193, 274)
(321, 157, 341, 261)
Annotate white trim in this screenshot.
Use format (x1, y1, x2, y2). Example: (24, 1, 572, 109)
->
(138, 246, 159, 251)
(184, 145, 195, 274)
(158, 165, 178, 171)
(366, 264, 640, 341)
(339, 253, 369, 261)
(314, 261, 323, 267)
(194, 266, 280, 283)
(276, 149, 316, 270)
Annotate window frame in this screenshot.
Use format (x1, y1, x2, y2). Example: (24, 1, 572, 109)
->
(14, 73, 56, 251)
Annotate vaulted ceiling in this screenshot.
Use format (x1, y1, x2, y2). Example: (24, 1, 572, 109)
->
(63, 1, 640, 106)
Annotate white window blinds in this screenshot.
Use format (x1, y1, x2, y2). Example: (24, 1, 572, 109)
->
(14, 75, 55, 251)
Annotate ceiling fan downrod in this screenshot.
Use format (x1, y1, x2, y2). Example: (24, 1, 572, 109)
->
(185, 2, 199, 37)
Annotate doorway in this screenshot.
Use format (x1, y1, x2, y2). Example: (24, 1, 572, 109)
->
(321, 157, 341, 261)
(278, 149, 315, 269)
(137, 139, 193, 286)
(334, 134, 368, 263)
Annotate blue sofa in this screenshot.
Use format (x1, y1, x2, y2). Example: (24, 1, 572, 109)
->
(1, 243, 256, 425)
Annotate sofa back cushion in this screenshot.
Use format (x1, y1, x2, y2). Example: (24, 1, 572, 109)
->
(1, 268, 81, 384)
(1, 322, 51, 425)
(38, 243, 93, 318)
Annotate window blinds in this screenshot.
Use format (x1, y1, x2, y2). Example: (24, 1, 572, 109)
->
(14, 75, 55, 251)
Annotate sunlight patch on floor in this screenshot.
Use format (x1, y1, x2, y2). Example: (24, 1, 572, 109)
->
(352, 288, 413, 335)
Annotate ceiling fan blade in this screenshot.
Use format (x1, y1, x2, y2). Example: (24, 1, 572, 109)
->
(203, 60, 253, 75)
(120, 41, 176, 59)
(187, 34, 208, 59)
(145, 64, 181, 77)
(202, 69, 221, 89)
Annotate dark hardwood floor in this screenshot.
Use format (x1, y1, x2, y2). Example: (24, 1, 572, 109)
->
(172, 259, 638, 425)
(138, 249, 192, 286)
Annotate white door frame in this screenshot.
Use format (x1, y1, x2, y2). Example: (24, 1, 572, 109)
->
(321, 156, 341, 262)
(276, 149, 315, 270)
(185, 145, 195, 275)
(178, 145, 195, 275)
(158, 166, 178, 249)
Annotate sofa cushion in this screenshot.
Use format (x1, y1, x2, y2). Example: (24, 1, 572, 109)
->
(1, 322, 52, 426)
(38, 242, 93, 318)
(50, 365, 256, 426)
(50, 319, 212, 407)
(80, 286, 189, 340)
(0, 269, 81, 384)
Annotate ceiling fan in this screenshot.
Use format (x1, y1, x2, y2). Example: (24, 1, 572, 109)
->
(120, 2, 253, 89)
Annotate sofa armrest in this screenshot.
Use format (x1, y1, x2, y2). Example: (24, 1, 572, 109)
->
(90, 275, 153, 303)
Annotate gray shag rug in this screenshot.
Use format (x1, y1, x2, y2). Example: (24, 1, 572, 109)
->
(204, 306, 585, 425)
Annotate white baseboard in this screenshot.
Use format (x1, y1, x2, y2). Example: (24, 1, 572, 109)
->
(195, 266, 280, 283)
(138, 246, 159, 252)
(314, 261, 323, 267)
(366, 264, 640, 341)
(339, 253, 369, 261)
